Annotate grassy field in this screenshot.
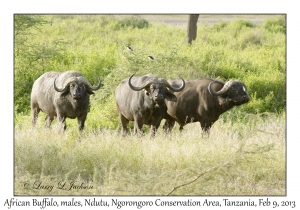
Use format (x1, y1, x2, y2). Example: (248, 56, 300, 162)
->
(14, 14, 286, 196)
(14, 112, 285, 195)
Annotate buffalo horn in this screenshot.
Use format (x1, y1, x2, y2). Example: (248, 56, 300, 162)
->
(54, 76, 101, 92)
(208, 80, 237, 96)
(54, 76, 77, 92)
(164, 77, 185, 92)
(128, 74, 150, 91)
(77, 76, 101, 91)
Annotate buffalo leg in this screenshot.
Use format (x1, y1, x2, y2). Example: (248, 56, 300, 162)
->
(179, 125, 184, 131)
(134, 119, 144, 137)
(200, 121, 212, 138)
(163, 119, 175, 133)
(77, 112, 87, 131)
(57, 114, 66, 132)
(31, 104, 40, 127)
(150, 125, 157, 138)
(119, 113, 129, 136)
(45, 115, 54, 128)
(150, 121, 161, 138)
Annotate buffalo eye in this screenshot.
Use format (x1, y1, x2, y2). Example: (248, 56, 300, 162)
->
(221, 93, 228, 99)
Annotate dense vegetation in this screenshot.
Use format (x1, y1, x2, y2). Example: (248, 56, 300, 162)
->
(14, 15, 286, 196)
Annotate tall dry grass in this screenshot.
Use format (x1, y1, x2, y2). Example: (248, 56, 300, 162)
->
(14, 113, 285, 195)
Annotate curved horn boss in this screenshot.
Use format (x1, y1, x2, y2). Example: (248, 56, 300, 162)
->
(53, 76, 77, 92)
(208, 80, 237, 96)
(77, 76, 101, 91)
(163, 77, 185, 92)
(128, 74, 151, 91)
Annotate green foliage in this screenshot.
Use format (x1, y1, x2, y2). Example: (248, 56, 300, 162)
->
(116, 15, 150, 29)
(14, 14, 286, 130)
(263, 16, 286, 34)
(14, 15, 67, 114)
(14, 15, 49, 36)
(88, 95, 120, 130)
(211, 21, 228, 31)
(225, 19, 254, 39)
(244, 74, 286, 113)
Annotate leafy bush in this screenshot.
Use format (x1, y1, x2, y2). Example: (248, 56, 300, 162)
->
(211, 21, 228, 31)
(88, 95, 120, 130)
(225, 19, 255, 38)
(117, 15, 150, 29)
(244, 75, 286, 113)
(263, 16, 286, 34)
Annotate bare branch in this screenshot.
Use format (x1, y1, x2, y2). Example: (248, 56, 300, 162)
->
(166, 160, 231, 196)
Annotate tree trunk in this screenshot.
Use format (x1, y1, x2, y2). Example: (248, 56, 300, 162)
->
(186, 14, 199, 44)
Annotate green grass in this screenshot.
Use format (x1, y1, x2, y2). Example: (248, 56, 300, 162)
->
(14, 113, 285, 196)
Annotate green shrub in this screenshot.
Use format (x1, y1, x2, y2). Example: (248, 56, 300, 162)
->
(117, 15, 150, 29)
(244, 75, 286, 113)
(263, 16, 286, 34)
(88, 95, 120, 130)
(211, 21, 228, 32)
(226, 19, 255, 38)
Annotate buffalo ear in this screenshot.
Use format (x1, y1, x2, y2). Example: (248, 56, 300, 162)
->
(85, 85, 95, 95)
(165, 91, 177, 102)
(86, 89, 95, 95)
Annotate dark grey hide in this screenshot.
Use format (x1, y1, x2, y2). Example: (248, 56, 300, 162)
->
(31, 70, 101, 131)
(163, 78, 249, 136)
(115, 74, 185, 137)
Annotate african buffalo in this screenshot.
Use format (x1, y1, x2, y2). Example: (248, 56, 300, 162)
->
(115, 74, 185, 137)
(163, 78, 249, 136)
(31, 70, 101, 131)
